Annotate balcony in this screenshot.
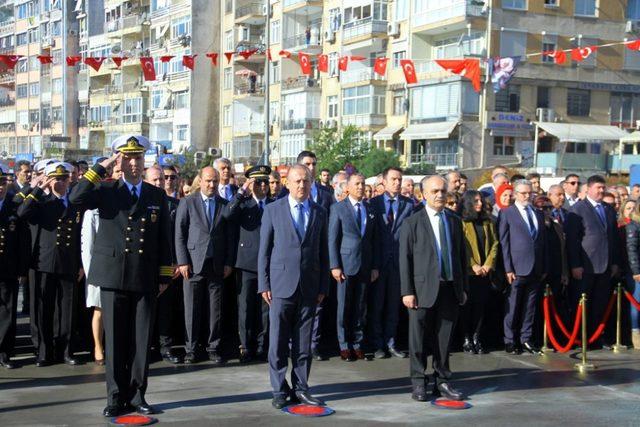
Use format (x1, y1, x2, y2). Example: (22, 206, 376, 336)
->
(342, 114, 386, 128)
(340, 67, 386, 85)
(235, 3, 265, 25)
(233, 121, 264, 135)
(409, 152, 458, 170)
(235, 42, 266, 62)
(342, 17, 387, 43)
(234, 81, 265, 96)
(281, 118, 320, 132)
(281, 76, 320, 92)
(232, 136, 262, 160)
(0, 72, 14, 85)
(0, 19, 13, 35)
(0, 96, 14, 107)
(283, 0, 322, 9)
(535, 152, 608, 174)
(412, 1, 485, 33)
(105, 13, 148, 35)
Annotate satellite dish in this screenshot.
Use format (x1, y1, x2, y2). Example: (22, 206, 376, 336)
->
(111, 45, 121, 54)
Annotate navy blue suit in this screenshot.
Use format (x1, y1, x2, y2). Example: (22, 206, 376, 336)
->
(258, 197, 328, 397)
(328, 198, 379, 351)
(498, 204, 547, 345)
(565, 199, 620, 339)
(367, 193, 414, 351)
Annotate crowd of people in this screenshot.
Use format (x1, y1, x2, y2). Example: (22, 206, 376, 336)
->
(0, 136, 638, 416)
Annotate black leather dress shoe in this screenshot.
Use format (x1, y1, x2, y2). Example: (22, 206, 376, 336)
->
(239, 351, 252, 364)
(505, 343, 518, 354)
(102, 405, 121, 417)
(161, 351, 182, 364)
(411, 385, 428, 402)
(312, 348, 325, 361)
(473, 335, 487, 354)
(462, 337, 475, 354)
(0, 356, 16, 369)
(388, 347, 407, 358)
(272, 395, 288, 409)
(208, 351, 224, 365)
(295, 391, 325, 406)
(183, 352, 197, 364)
(522, 342, 542, 355)
(64, 356, 82, 366)
(435, 382, 464, 401)
(374, 349, 387, 359)
(135, 403, 157, 415)
(36, 359, 52, 367)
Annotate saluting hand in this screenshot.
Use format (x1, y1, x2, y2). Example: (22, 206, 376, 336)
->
(100, 152, 121, 169)
(241, 178, 255, 194)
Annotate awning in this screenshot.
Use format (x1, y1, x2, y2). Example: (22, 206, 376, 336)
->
(620, 130, 640, 144)
(536, 122, 628, 143)
(400, 121, 458, 140)
(373, 125, 403, 140)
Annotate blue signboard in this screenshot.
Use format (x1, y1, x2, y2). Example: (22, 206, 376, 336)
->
(15, 153, 34, 162)
(158, 154, 186, 167)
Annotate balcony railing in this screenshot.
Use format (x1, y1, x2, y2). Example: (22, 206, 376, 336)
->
(236, 42, 266, 55)
(412, 1, 485, 28)
(236, 3, 264, 20)
(105, 13, 147, 33)
(235, 82, 265, 96)
(409, 152, 458, 169)
(282, 76, 320, 91)
(281, 118, 320, 131)
(283, 0, 317, 7)
(0, 19, 13, 34)
(342, 114, 386, 127)
(0, 73, 15, 84)
(342, 17, 387, 42)
(282, 24, 322, 50)
(340, 67, 386, 84)
(234, 122, 265, 135)
(0, 97, 14, 107)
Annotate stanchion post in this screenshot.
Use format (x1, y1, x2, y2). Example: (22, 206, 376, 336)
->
(575, 293, 596, 372)
(542, 284, 550, 353)
(612, 283, 627, 353)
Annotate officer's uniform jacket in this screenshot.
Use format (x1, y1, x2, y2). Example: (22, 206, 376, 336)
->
(0, 198, 29, 279)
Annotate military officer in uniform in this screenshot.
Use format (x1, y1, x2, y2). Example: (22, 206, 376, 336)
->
(69, 135, 173, 417)
(223, 165, 273, 363)
(17, 162, 83, 367)
(0, 165, 30, 368)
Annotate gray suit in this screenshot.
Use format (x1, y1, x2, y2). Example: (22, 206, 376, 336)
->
(258, 197, 328, 397)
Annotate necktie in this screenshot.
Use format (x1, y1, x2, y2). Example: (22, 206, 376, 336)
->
(553, 209, 563, 224)
(355, 202, 362, 234)
(387, 198, 395, 226)
(205, 198, 214, 228)
(437, 212, 452, 281)
(295, 203, 306, 241)
(258, 200, 264, 212)
(595, 204, 606, 228)
(131, 186, 138, 203)
(525, 207, 537, 238)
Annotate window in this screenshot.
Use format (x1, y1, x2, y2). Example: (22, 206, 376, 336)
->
(395, 0, 409, 20)
(393, 91, 405, 115)
(493, 136, 516, 156)
(629, 0, 640, 19)
(28, 28, 39, 44)
(17, 58, 27, 73)
(393, 51, 406, 68)
(29, 109, 39, 124)
(171, 15, 190, 38)
(270, 20, 280, 44)
(17, 3, 28, 19)
(52, 107, 62, 122)
(224, 68, 232, 90)
(269, 60, 280, 84)
(329, 8, 342, 32)
(51, 20, 61, 37)
(90, 105, 111, 123)
(327, 95, 338, 118)
(342, 85, 385, 115)
(29, 82, 39, 97)
(151, 89, 162, 109)
(542, 34, 557, 63)
(42, 107, 51, 128)
(174, 90, 189, 109)
(502, 0, 527, 10)
(545, 0, 558, 6)
(410, 82, 477, 120)
(16, 33, 27, 46)
(52, 50, 62, 65)
(495, 85, 520, 112)
(223, 105, 231, 126)
(122, 98, 143, 123)
(16, 84, 28, 98)
(224, 31, 233, 52)
(575, 0, 596, 17)
(611, 92, 640, 127)
(17, 111, 28, 126)
(269, 101, 278, 123)
(433, 32, 485, 59)
(567, 89, 590, 116)
(328, 52, 339, 77)
(176, 124, 188, 141)
(537, 86, 550, 109)
(499, 30, 527, 58)
(29, 56, 39, 71)
(52, 78, 62, 94)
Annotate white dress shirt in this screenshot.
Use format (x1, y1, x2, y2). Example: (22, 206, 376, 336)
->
(348, 195, 366, 235)
(425, 204, 443, 252)
(514, 201, 538, 233)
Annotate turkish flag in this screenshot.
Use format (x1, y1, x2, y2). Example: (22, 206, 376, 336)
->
(373, 57, 388, 76)
(224, 52, 234, 63)
(160, 55, 174, 63)
(37, 55, 53, 64)
(627, 40, 640, 51)
(338, 56, 349, 71)
(350, 55, 366, 61)
(206, 53, 218, 66)
(66, 56, 82, 66)
(140, 57, 156, 81)
(111, 57, 128, 68)
(317, 54, 328, 73)
(543, 50, 566, 64)
(279, 50, 291, 58)
(298, 52, 312, 75)
(267, 49, 272, 61)
(84, 57, 106, 71)
(571, 46, 597, 62)
(238, 49, 258, 60)
(400, 59, 418, 84)
(435, 58, 481, 92)
(0, 55, 21, 68)
(183, 54, 197, 70)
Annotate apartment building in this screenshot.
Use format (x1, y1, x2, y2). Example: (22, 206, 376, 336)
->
(219, 0, 640, 176)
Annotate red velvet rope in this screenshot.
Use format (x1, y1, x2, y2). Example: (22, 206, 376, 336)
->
(543, 295, 582, 353)
(624, 290, 640, 311)
(548, 292, 615, 345)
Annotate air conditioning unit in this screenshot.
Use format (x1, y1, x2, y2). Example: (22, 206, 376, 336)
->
(194, 150, 207, 163)
(626, 20, 640, 34)
(324, 30, 335, 43)
(262, 4, 272, 17)
(387, 22, 400, 37)
(208, 147, 222, 158)
(536, 108, 556, 122)
(237, 25, 248, 42)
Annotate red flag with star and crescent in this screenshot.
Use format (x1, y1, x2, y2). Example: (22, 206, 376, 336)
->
(206, 53, 218, 66)
(0, 55, 21, 68)
(111, 57, 128, 68)
(627, 40, 640, 51)
(298, 52, 312, 75)
(373, 57, 388, 76)
(84, 57, 106, 71)
(543, 50, 567, 64)
(571, 46, 597, 62)
(317, 54, 328, 73)
(338, 56, 349, 72)
(183, 54, 197, 70)
(239, 49, 258, 60)
(435, 58, 481, 92)
(66, 56, 82, 66)
(140, 57, 156, 81)
(37, 55, 53, 64)
(224, 52, 234, 63)
(400, 59, 418, 84)
(279, 50, 291, 58)
(160, 55, 174, 63)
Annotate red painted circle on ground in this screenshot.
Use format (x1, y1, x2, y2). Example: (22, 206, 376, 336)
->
(431, 399, 472, 410)
(111, 415, 156, 426)
(283, 404, 335, 417)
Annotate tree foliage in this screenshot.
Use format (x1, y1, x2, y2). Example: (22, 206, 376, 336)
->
(354, 148, 400, 178)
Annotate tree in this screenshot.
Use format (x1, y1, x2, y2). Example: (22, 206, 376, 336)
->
(354, 147, 400, 178)
(309, 125, 369, 175)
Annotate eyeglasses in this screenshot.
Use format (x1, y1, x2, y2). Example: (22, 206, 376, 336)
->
(164, 175, 177, 180)
(566, 181, 579, 185)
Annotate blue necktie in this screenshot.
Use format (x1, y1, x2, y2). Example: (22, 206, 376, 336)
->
(355, 202, 362, 234)
(295, 203, 306, 241)
(437, 212, 452, 281)
(131, 186, 138, 203)
(204, 198, 214, 228)
(525, 207, 537, 238)
(258, 200, 264, 211)
(595, 204, 606, 228)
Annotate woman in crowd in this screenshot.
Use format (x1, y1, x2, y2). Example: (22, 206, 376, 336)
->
(460, 191, 499, 354)
(364, 184, 373, 200)
(625, 201, 640, 349)
(445, 191, 461, 214)
(492, 182, 514, 219)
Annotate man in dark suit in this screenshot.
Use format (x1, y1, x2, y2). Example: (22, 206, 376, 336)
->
(0, 166, 30, 369)
(214, 158, 239, 201)
(565, 174, 620, 347)
(224, 165, 273, 363)
(258, 165, 329, 409)
(562, 173, 581, 209)
(546, 184, 569, 320)
(175, 166, 234, 365)
(69, 135, 174, 417)
(400, 175, 468, 402)
(499, 179, 548, 355)
(17, 162, 83, 367)
(9, 160, 31, 196)
(368, 167, 414, 359)
(329, 173, 379, 361)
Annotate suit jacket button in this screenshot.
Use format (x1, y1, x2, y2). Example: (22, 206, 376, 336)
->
(140, 228, 145, 232)
(126, 237, 131, 242)
(141, 218, 146, 222)
(128, 216, 133, 221)
(127, 227, 132, 231)
(139, 238, 144, 243)
(138, 249, 144, 254)
(58, 219, 62, 223)
(66, 243, 70, 247)
(56, 242, 60, 246)
(125, 248, 130, 253)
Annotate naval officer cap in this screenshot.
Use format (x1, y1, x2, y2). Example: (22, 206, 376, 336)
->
(34, 158, 56, 173)
(44, 161, 73, 178)
(111, 134, 150, 155)
(245, 165, 272, 182)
